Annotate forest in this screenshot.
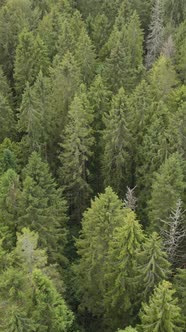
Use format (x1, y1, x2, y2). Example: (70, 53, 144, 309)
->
(0, 0, 186, 331)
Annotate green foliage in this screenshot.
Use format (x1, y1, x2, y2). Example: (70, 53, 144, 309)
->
(136, 232, 170, 301)
(102, 87, 131, 196)
(59, 85, 94, 221)
(148, 153, 185, 231)
(140, 280, 183, 332)
(174, 269, 186, 329)
(103, 12, 144, 92)
(18, 152, 68, 263)
(14, 29, 50, 98)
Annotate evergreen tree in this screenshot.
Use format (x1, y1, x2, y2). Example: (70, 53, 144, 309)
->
(48, 52, 81, 138)
(0, 93, 15, 142)
(14, 29, 49, 99)
(103, 11, 143, 92)
(136, 232, 170, 301)
(148, 153, 185, 231)
(74, 26, 96, 85)
(102, 87, 131, 197)
(0, 0, 36, 80)
(88, 74, 111, 192)
(59, 85, 94, 222)
(103, 209, 144, 329)
(140, 280, 183, 332)
(146, 0, 164, 68)
(174, 269, 186, 329)
(75, 187, 125, 316)
(0, 169, 20, 249)
(18, 152, 68, 263)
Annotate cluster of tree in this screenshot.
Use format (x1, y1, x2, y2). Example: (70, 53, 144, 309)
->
(0, 0, 185, 331)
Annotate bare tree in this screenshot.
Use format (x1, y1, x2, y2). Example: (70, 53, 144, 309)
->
(161, 199, 185, 266)
(124, 186, 137, 211)
(146, 0, 164, 69)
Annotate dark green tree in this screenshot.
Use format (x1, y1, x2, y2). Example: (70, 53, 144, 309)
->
(59, 85, 94, 222)
(18, 152, 68, 263)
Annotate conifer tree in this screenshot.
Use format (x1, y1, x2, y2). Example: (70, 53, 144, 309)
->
(0, 169, 20, 249)
(102, 87, 131, 197)
(148, 153, 185, 232)
(103, 209, 144, 329)
(0, 93, 15, 142)
(174, 269, 186, 329)
(74, 26, 96, 85)
(14, 29, 49, 99)
(88, 74, 111, 192)
(136, 232, 170, 301)
(18, 152, 68, 263)
(75, 187, 125, 316)
(140, 280, 183, 332)
(48, 52, 81, 137)
(59, 85, 94, 222)
(103, 11, 143, 92)
(118, 327, 138, 332)
(0, 0, 36, 80)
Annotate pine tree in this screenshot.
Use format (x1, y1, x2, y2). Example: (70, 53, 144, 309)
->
(102, 87, 131, 197)
(18, 152, 68, 263)
(148, 153, 185, 232)
(14, 29, 49, 99)
(140, 280, 183, 332)
(136, 232, 170, 301)
(59, 85, 94, 222)
(146, 0, 164, 69)
(118, 327, 138, 332)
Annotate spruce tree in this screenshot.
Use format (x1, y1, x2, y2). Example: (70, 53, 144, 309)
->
(174, 269, 186, 329)
(75, 187, 125, 316)
(103, 11, 143, 92)
(140, 280, 183, 332)
(74, 26, 96, 85)
(136, 232, 170, 301)
(59, 85, 94, 222)
(148, 153, 185, 232)
(18, 152, 68, 263)
(0, 93, 15, 142)
(102, 87, 131, 197)
(14, 29, 49, 99)
(103, 209, 144, 329)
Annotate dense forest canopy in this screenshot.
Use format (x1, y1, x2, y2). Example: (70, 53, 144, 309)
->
(0, 0, 185, 331)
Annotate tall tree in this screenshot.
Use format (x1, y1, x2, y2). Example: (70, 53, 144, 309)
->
(103, 11, 144, 92)
(140, 280, 183, 332)
(18, 152, 68, 264)
(59, 85, 94, 222)
(148, 153, 185, 232)
(136, 232, 170, 302)
(74, 26, 96, 85)
(14, 29, 49, 99)
(102, 87, 131, 197)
